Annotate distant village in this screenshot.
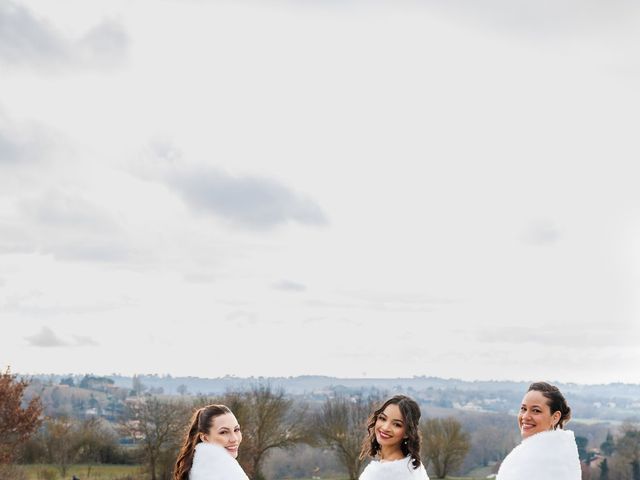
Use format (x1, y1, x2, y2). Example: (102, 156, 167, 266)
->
(24, 373, 640, 422)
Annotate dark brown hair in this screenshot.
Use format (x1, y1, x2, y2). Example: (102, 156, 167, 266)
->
(359, 395, 423, 469)
(528, 382, 572, 429)
(173, 404, 233, 480)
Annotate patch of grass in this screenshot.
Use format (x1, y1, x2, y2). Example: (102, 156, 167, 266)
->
(444, 477, 489, 480)
(22, 464, 145, 480)
(464, 463, 497, 478)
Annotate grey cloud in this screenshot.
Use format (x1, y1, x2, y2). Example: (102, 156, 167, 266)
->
(20, 190, 132, 262)
(0, 221, 36, 254)
(226, 310, 259, 327)
(273, 280, 307, 292)
(478, 323, 638, 348)
(521, 220, 561, 246)
(305, 298, 436, 313)
(136, 140, 327, 230)
(0, 113, 53, 166)
(25, 326, 68, 347)
(2, 292, 136, 316)
(0, 1, 67, 67)
(72, 335, 99, 346)
(24, 327, 99, 347)
(167, 167, 328, 230)
(183, 272, 216, 284)
(21, 190, 118, 231)
(306, 290, 454, 313)
(0, 129, 23, 164)
(44, 241, 132, 262)
(420, 0, 640, 39)
(0, 190, 135, 263)
(77, 19, 129, 68)
(0, 1, 128, 71)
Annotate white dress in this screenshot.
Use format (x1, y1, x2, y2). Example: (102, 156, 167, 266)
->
(360, 456, 430, 480)
(496, 429, 581, 480)
(189, 442, 250, 480)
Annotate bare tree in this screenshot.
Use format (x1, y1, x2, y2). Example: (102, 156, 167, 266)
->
(40, 416, 78, 477)
(223, 385, 309, 480)
(421, 417, 470, 479)
(177, 384, 188, 396)
(312, 395, 374, 480)
(132, 374, 147, 396)
(615, 422, 640, 480)
(0, 367, 43, 464)
(121, 397, 188, 480)
(75, 417, 121, 464)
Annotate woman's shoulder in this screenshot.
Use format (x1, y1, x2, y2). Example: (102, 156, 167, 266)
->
(497, 430, 580, 480)
(190, 443, 249, 480)
(360, 457, 429, 480)
(521, 429, 579, 457)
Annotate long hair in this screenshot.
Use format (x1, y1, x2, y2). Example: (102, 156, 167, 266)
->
(528, 382, 572, 429)
(359, 395, 423, 469)
(173, 404, 232, 480)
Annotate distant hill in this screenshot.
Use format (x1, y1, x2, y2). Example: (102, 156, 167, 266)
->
(21, 373, 640, 421)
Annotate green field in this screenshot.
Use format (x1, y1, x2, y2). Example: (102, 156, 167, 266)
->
(18, 465, 489, 480)
(22, 464, 145, 480)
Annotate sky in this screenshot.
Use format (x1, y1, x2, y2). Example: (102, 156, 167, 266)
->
(1, 0, 640, 384)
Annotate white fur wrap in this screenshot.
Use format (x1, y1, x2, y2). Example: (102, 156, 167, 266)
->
(496, 429, 581, 480)
(189, 442, 250, 480)
(359, 457, 430, 480)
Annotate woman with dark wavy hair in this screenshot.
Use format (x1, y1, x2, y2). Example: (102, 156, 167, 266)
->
(173, 404, 249, 480)
(496, 382, 580, 480)
(358, 395, 429, 480)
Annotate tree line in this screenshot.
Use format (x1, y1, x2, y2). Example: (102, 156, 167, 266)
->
(3, 368, 640, 480)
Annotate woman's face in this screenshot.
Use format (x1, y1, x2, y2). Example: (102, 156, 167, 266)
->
(374, 403, 407, 451)
(201, 412, 242, 458)
(518, 390, 560, 439)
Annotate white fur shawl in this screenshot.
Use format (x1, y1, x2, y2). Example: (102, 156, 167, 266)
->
(189, 443, 249, 480)
(496, 429, 581, 480)
(360, 457, 430, 480)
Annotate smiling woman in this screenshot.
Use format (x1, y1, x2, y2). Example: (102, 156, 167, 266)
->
(496, 382, 581, 480)
(358, 395, 429, 480)
(173, 404, 249, 480)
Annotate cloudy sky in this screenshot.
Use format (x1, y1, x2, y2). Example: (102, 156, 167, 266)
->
(1, 0, 639, 384)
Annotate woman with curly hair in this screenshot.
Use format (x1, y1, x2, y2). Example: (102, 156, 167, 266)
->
(359, 395, 429, 480)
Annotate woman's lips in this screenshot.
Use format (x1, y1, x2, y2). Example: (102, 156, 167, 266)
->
(377, 430, 392, 440)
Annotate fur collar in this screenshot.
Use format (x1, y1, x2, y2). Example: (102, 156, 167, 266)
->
(360, 456, 430, 480)
(189, 443, 249, 480)
(496, 429, 581, 480)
